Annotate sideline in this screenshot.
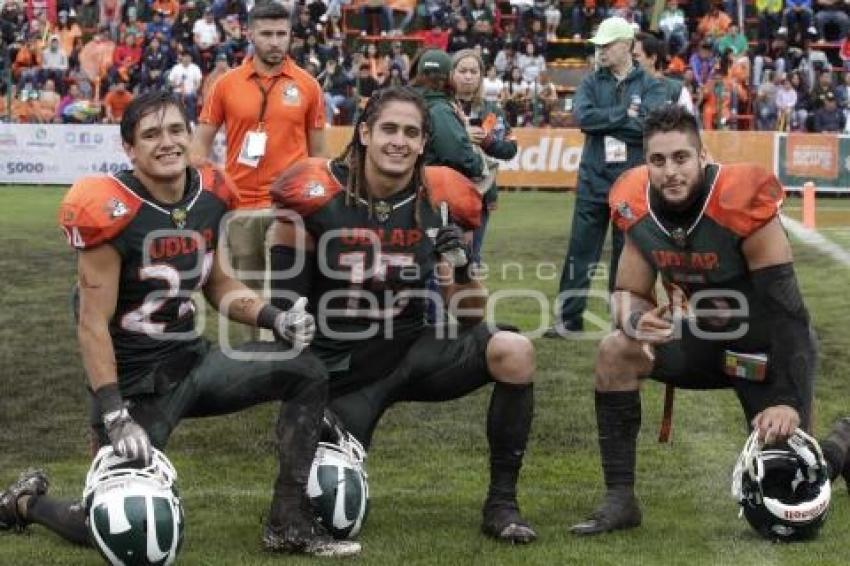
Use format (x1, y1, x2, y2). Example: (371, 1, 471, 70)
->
(781, 214, 850, 267)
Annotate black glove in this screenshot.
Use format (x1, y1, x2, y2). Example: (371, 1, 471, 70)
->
(96, 383, 152, 465)
(434, 224, 473, 284)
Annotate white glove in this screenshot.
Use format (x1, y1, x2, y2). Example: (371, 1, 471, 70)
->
(273, 297, 316, 352)
(103, 408, 152, 465)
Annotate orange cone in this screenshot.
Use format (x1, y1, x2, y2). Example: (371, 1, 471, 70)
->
(802, 181, 816, 230)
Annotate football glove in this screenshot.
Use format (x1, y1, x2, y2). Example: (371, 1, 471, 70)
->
(272, 297, 316, 352)
(434, 224, 473, 284)
(103, 408, 152, 466)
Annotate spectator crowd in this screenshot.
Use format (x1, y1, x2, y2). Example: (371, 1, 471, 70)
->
(1, 0, 849, 133)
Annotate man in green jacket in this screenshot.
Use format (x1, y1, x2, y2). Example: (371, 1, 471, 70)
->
(546, 17, 667, 337)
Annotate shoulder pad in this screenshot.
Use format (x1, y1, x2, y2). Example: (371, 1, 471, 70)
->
(58, 176, 142, 249)
(270, 158, 342, 218)
(609, 166, 650, 232)
(424, 166, 482, 230)
(705, 164, 783, 237)
(198, 163, 238, 210)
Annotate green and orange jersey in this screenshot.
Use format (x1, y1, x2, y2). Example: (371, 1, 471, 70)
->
(271, 158, 481, 368)
(58, 165, 237, 395)
(610, 163, 784, 333)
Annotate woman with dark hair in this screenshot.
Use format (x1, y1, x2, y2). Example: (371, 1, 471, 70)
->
(501, 65, 531, 126)
(451, 48, 517, 262)
(633, 32, 695, 112)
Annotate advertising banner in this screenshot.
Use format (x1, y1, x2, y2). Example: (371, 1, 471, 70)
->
(1, 124, 847, 192)
(774, 134, 850, 192)
(0, 124, 130, 184)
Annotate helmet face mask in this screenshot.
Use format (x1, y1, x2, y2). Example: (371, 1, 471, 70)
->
(732, 429, 831, 541)
(84, 446, 184, 565)
(307, 427, 369, 540)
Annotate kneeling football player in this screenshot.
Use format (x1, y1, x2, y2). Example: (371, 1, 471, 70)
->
(268, 86, 537, 543)
(0, 91, 360, 558)
(570, 104, 850, 535)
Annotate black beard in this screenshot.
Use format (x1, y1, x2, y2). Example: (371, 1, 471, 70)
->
(650, 166, 710, 231)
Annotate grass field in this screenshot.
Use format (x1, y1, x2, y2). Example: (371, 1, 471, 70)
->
(2, 187, 850, 565)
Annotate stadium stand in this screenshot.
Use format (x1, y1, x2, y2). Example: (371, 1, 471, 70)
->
(0, 0, 848, 131)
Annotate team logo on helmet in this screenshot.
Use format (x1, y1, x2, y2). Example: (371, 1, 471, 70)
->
(84, 446, 184, 565)
(307, 415, 369, 539)
(732, 429, 831, 542)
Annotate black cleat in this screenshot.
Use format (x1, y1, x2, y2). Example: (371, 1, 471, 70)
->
(822, 416, 850, 492)
(0, 469, 49, 532)
(543, 318, 584, 339)
(569, 489, 642, 536)
(482, 499, 537, 544)
(263, 513, 361, 558)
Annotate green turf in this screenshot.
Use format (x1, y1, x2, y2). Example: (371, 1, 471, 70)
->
(2, 187, 850, 565)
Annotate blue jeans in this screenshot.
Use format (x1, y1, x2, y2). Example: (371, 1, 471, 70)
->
(471, 203, 490, 265)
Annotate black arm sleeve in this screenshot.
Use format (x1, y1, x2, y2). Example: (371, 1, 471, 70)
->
(269, 245, 315, 311)
(751, 263, 816, 412)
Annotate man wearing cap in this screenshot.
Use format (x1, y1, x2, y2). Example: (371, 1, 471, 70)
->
(812, 91, 846, 132)
(545, 17, 666, 337)
(412, 48, 484, 180)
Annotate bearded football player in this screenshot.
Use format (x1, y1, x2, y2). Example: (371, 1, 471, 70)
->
(0, 91, 360, 558)
(570, 104, 850, 535)
(268, 86, 537, 543)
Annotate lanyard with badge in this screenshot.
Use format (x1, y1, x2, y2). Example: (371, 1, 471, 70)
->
(238, 75, 280, 167)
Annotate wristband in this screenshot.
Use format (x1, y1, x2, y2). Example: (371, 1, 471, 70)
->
(94, 382, 123, 417)
(257, 303, 283, 331)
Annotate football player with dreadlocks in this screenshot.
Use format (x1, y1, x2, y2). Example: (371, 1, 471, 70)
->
(268, 86, 537, 544)
(570, 103, 850, 536)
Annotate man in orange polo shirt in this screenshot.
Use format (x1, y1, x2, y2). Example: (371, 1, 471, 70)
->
(191, 2, 326, 342)
(102, 81, 134, 123)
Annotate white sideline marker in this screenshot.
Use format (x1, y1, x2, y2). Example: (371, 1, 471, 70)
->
(781, 214, 850, 268)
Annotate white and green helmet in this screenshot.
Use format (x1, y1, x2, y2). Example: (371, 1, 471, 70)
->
(307, 429, 369, 540)
(83, 446, 184, 565)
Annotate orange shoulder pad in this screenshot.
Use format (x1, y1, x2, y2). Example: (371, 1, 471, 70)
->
(58, 176, 142, 249)
(424, 166, 482, 230)
(609, 166, 650, 232)
(705, 164, 783, 237)
(270, 158, 342, 218)
(198, 163, 239, 210)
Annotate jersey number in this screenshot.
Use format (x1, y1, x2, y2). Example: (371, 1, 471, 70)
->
(338, 252, 414, 319)
(120, 252, 214, 334)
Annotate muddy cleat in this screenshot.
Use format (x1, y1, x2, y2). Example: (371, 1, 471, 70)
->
(0, 469, 49, 531)
(481, 499, 537, 544)
(822, 416, 850, 492)
(263, 515, 361, 558)
(569, 489, 642, 536)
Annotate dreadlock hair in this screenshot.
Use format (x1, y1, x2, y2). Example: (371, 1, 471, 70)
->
(335, 86, 432, 224)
